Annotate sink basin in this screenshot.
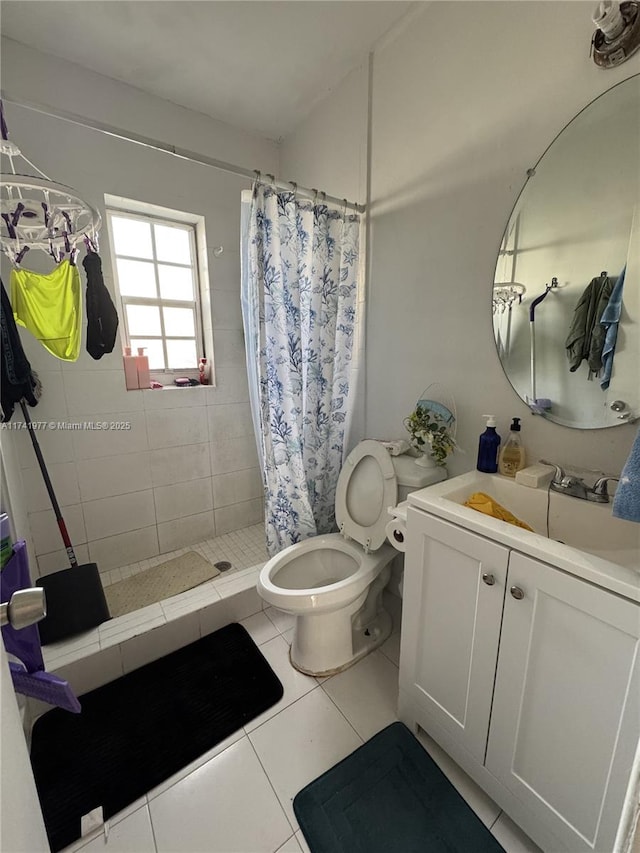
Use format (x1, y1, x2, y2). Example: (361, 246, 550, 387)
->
(408, 471, 640, 601)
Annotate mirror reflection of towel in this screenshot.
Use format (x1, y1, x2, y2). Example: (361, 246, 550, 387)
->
(565, 274, 615, 376)
(600, 266, 625, 390)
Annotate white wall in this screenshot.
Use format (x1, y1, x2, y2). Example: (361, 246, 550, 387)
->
(1, 39, 279, 574)
(0, 645, 49, 852)
(0, 38, 275, 173)
(281, 1, 640, 478)
(280, 61, 369, 205)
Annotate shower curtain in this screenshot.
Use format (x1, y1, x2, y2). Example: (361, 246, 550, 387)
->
(241, 182, 361, 556)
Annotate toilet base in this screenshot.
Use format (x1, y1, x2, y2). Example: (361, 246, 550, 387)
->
(289, 607, 392, 677)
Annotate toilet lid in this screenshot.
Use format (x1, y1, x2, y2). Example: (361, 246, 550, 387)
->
(335, 440, 398, 551)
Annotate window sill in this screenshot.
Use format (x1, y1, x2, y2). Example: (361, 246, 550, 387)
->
(144, 383, 215, 391)
(123, 369, 215, 392)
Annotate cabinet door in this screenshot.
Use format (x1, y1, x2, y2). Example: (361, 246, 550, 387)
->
(400, 510, 509, 764)
(486, 552, 640, 853)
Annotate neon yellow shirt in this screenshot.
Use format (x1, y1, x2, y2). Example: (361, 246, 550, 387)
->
(10, 260, 82, 362)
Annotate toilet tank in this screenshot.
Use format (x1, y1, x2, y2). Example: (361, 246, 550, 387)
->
(387, 453, 447, 600)
(391, 453, 447, 502)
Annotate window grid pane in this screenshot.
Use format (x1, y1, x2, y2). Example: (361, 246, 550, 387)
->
(126, 304, 162, 336)
(163, 306, 195, 337)
(154, 223, 192, 265)
(158, 264, 195, 301)
(130, 338, 166, 370)
(111, 216, 153, 259)
(166, 339, 198, 370)
(116, 259, 157, 298)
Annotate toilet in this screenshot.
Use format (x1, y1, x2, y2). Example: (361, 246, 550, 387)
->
(257, 440, 446, 676)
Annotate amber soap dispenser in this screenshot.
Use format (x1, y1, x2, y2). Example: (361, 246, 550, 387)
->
(499, 417, 526, 477)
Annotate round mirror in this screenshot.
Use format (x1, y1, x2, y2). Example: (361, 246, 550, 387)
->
(493, 74, 639, 429)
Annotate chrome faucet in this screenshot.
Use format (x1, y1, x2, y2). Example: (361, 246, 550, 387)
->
(539, 461, 618, 504)
(591, 476, 620, 502)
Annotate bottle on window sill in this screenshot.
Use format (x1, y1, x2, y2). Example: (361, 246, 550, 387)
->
(136, 347, 150, 389)
(123, 346, 139, 390)
(199, 358, 210, 385)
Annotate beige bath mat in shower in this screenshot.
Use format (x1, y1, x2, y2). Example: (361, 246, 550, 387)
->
(105, 552, 221, 618)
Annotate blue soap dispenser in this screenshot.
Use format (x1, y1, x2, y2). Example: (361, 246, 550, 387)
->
(477, 415, 501, 473)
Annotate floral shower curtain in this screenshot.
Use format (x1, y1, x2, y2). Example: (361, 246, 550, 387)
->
(241, 182, 360, 556)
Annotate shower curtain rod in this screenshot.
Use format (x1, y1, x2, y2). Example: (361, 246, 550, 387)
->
(0, 93, 366, 214)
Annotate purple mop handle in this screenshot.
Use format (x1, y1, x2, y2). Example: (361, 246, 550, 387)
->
(9, 663, 81, 713)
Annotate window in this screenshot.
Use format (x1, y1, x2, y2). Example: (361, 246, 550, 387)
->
(107, 209, 203, 371)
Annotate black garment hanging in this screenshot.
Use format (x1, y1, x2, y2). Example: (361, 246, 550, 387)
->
(0, 277, 39, 422)
(83, 251, 119, 360)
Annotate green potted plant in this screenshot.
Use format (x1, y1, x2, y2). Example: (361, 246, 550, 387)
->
(403, 404, 456, 467)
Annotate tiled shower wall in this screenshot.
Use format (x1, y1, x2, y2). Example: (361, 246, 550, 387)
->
(12, 384, 264, 574)
(0, 44, 279, 575)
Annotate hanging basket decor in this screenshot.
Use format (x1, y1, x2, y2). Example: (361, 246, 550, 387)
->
(403, 404, 456, 467)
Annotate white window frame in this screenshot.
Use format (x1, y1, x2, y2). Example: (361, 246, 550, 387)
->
(105, 199, 212, 378)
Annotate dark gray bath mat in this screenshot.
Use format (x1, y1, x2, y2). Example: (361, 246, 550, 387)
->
(294, 721, 505, 853)
(30, 623, 283, 852)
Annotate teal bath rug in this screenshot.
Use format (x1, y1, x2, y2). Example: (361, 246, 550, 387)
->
(293, 722, 505, 853)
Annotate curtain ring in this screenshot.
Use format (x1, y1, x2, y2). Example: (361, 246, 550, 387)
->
(266, 173, 276, 189)
(289, 181, 298, 199)
(252, 170, 261, 199)
(342, 198, 348, 217)
(321, 191, 327, 203)
(312, 188, 318, 204)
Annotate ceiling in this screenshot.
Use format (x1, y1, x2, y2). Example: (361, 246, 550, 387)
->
(0, 1, 413, 141)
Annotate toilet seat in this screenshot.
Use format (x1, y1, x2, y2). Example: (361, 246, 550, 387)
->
(335, 440, 398, 552)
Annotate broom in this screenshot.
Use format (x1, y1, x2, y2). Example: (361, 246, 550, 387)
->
(19, 398, 111, 644)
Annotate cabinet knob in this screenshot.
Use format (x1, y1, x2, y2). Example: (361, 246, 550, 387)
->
(482, 573, 495, 586)
(510, 585, 525, 600)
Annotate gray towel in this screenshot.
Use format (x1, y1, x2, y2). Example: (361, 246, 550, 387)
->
(613, 426, 640, 523)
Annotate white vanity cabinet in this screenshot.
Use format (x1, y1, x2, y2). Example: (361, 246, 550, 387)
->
(399, 508, 640, 853)
(399, 512, 509, 764)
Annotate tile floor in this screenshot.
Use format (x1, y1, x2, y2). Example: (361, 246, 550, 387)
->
(61, 594, 542, 853)
(101, 524, 269, 589)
